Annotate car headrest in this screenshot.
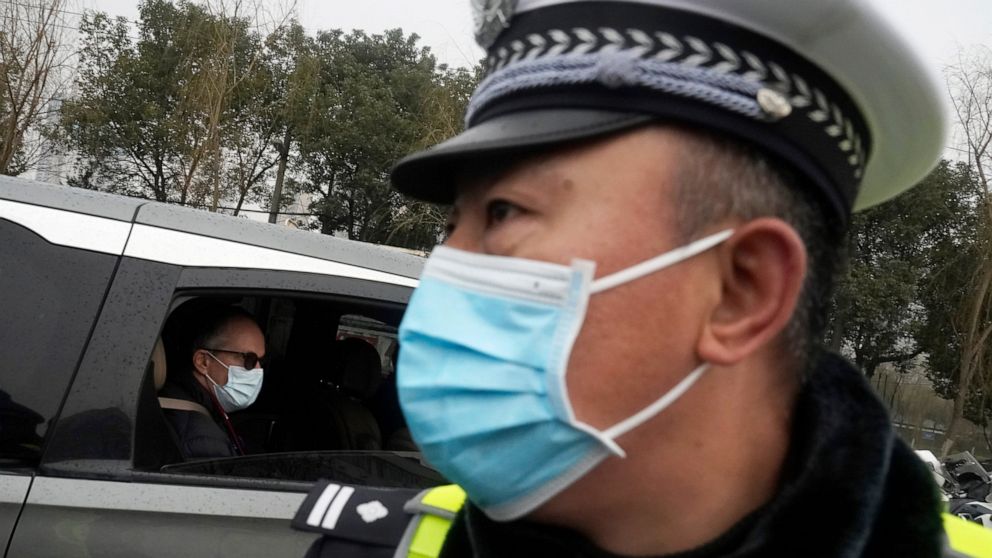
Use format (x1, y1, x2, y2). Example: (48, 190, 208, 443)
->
(152, 337, 167, 391)
(330, 338, 382, 400)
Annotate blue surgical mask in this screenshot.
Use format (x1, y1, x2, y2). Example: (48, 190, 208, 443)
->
(397, 230, 733, 521)
(206, 352, 264, 413)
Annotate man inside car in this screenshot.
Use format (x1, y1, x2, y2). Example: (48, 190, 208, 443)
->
(161, 301, 265, 459)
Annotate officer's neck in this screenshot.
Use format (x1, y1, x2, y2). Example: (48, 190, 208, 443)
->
(531, 357, 798, 556)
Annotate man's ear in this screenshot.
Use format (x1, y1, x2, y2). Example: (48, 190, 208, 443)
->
(697, 218, 806, 366)
(192, 349, 211, 376)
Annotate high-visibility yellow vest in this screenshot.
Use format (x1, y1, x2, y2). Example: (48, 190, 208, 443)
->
(400, 486, 992, 558)
(398, 484, 467, 558)
(943, 513, 992, 558)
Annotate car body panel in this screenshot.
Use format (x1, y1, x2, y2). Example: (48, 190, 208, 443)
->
(0, 213, 121, 468)
(39, 257, 181, 474)
(133, 198, 424, 280)
(0, 175, 426, 282)
(123, 223, 418, 287)
(0, 199, 132, 255)
(7, 478, 316, 558)
(0, 474, 32, 553)
(0, 175, 143, 222)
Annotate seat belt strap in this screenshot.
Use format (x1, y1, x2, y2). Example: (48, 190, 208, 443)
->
(942, 513, 992, 558)
(158, 397, 211, 417)
(395, 485, 467, 558)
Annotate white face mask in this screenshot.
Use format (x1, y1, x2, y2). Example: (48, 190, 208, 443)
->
(204, 352, 264, 412)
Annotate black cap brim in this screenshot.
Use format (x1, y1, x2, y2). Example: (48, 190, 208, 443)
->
(391, 109, 654, 203)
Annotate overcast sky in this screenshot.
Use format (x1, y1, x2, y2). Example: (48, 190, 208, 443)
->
(80, 0, 991, 70)
(873, 0, 992, 68)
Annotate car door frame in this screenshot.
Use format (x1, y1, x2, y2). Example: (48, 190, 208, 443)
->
(9, 235, 415, 557)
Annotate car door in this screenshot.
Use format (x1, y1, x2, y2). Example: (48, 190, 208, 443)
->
(0, 190, 128, 555)
(0, 474, 31, 555)
(6, 213, 418, 558)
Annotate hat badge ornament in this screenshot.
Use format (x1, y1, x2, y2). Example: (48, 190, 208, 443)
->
(472, 0, 517, 48)
(757, 88, 793, 121)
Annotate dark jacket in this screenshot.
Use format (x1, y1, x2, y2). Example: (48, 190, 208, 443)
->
(159, 380, 236, 460)
(437, 353, 945, 558)
(300, 353, 949, 557)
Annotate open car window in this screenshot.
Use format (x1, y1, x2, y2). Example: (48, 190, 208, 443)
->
(133, 292, 437, 490)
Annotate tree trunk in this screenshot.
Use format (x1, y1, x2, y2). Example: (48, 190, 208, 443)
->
(828, 322, 845, 353)
(154, 157, 167, 202)
(209, 140, 222, 212)
(941, 414, 964, 457)
(942, 226, 992, 457)
(269, 130, 291, 224)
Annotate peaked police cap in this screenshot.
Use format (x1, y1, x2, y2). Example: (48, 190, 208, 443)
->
(391, 0, 948, 231)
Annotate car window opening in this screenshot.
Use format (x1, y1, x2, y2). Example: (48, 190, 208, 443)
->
(134, 293, 442, 490)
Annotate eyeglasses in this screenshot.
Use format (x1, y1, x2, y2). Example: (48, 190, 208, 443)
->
(202, 348, 264, 370)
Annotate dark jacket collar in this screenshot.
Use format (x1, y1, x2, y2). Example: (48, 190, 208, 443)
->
(439, 353, 945, 558)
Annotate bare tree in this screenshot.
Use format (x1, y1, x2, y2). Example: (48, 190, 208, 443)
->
(941, 46, 992, 456)
(179, 0, 296, 212)
(0, 0, 73, 175)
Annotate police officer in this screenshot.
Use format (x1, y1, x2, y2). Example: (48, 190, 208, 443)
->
(294, 0, 992, 556)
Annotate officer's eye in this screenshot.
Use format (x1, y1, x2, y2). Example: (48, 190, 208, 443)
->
(485, 199, 520, 228)
(443, 207, 458, 240)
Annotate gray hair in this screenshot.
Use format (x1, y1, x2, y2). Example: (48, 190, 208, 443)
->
(670, 126, 842, 377)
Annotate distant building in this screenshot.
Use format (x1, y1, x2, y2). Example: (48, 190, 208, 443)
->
(34, 99, 67, 185)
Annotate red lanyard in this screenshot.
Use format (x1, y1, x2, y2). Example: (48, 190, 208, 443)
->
(202, 386, 247, 456)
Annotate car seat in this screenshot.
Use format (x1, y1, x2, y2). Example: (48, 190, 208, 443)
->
(133, 337, 186, 469)
(321, 338, 384, 450)
(153, 337, 210, 416)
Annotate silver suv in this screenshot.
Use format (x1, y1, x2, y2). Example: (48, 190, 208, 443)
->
(0, 175, 440, 557)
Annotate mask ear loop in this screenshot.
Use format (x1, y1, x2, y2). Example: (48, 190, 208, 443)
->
(200, 351, 248, 456)
(602, 363, 709, 441)
(206, 351, 231, 369)
(589, 229, 734, 294)
(582, 229, 733, 453)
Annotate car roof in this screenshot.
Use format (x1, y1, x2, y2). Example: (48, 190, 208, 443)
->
(0, 175, 425, 279)
(0, 174, 144, 221)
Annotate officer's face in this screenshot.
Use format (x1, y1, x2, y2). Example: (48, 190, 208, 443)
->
(446, 125, 725, 433)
